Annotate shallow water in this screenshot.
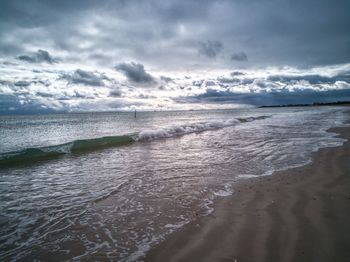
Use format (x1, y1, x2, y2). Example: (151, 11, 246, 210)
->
(0, 107, 348, 261)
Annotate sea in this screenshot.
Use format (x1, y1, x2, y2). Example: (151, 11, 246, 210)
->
(0, 107, 348, 261)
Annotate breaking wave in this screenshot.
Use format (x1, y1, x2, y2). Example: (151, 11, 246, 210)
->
(0, 115, 270, 166)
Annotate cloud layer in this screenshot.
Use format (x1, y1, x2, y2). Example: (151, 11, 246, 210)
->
(198, 41, 223, 59)
(0, 0, 350, 114)
(1, 58, 350, 114)
(62, 69, 107, 86)
(17, 49, 55, 64)
(115, 62, 155, 84)
(1, 0, 350, 68)
(231, 52, 248, 62)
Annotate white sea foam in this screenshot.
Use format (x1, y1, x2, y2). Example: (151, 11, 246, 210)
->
(126, 220, 190, 262)
(214, 183, 233, 197)
(236, 174, 260, 179)
(136, 116, 269, 141)
(136, 119, 239, 141)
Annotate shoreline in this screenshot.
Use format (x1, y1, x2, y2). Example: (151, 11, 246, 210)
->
(145, 126, 350, 262)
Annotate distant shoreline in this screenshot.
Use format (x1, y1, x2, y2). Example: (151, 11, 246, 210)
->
(260, 101, 350, 108)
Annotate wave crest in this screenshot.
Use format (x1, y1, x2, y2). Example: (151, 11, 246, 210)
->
(0, 115, 270, 166)
(137, 115, 270, 141)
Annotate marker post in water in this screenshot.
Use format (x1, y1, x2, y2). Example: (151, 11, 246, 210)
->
(134, 109, 137, 118)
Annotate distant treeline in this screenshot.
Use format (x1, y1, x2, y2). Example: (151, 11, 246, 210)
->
(260, 101, 350, 108)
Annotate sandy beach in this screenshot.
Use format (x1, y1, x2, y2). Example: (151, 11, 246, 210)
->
(145, 126, 350, 262)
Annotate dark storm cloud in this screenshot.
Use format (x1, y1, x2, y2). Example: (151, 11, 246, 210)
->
(198, 40, 223, 58)
(62, 69, 107, 86)
(231, 52, 248, 62)
(231, 72, 246, 76)
(160, 76, 173, 83)
(0, 79, 11, 86)
(216, 76, 240, 84)
(17, 49, 55, 64)
(267, 72, 350, 85)
(14, 80, 31, 87)
(1, 0, 350, 67)
(36, 91, 54, 98)
(213, 69, 350, 88)
(115, 62, 155, 83)
(0, 78, 51, 88)
(109, 89, 122, 97)
(176, 88, 350, 106)
(0, 94, 60, 115)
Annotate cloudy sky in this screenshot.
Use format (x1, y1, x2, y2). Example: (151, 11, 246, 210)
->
(1, 0, 350, 114)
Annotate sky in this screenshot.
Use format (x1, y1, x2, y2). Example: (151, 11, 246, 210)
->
(0, 0, 350, 114)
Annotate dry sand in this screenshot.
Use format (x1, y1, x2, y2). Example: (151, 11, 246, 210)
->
(145, 126, 350, 262)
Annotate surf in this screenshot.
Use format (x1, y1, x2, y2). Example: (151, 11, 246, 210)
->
(0, 115, 270, 166)
(0, 135, 135, 166)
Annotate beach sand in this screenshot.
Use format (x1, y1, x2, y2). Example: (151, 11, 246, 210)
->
(145, 126, 350, 262)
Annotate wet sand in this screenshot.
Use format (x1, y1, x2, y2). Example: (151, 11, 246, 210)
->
(145, 126, 350, 262)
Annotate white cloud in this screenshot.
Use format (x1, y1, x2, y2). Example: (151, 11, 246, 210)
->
(1, 57, 350, 114)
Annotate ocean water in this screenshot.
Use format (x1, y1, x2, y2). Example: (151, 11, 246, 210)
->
(0, 107, 348, 261)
